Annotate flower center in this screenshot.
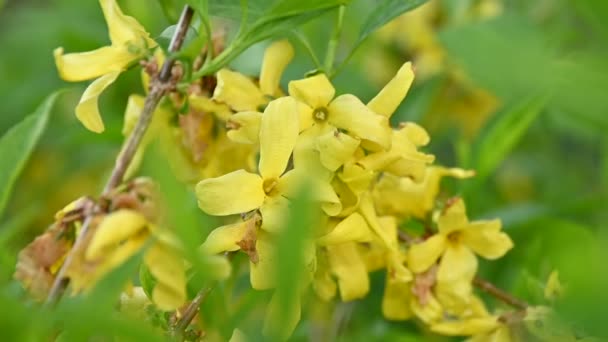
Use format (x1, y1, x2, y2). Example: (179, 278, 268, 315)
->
(313, 107, 329, 122)
(447, 231, 461, 244)
(263, 178, 279, 195)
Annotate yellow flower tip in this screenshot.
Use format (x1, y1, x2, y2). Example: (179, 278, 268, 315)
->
(288, 73, 335, 109)
(86, 209, 148, 261)
(195, 170, 265, 216)
(260, 39, 295, 96)
(544, 270, 563, 300)
(367, 61, 415, 118)
(75, 71, 121, 133)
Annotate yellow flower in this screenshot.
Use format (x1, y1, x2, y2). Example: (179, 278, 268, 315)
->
(544, 270, 563, 301)
(373, 166, 475, 219)
(288, 73, 391, 171)
(431, 316, 501, 337)
(407, 198, 513, 313)
(54, 0, 156, 133)
(357, 122, 435, 181)
(196, 97, 340, 232)
(213, 40, 294, 112)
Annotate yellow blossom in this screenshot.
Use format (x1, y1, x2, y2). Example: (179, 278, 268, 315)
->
(213, 40, 294, 112)
(196, 97, 340, 232)
(373, 166, 475, 219)
(407, 198, 513, 313)
(54, 0, 156, 133)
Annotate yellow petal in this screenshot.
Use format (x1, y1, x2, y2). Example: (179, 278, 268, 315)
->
(277, 169, 341, 217)
(259, 195, 289, 233)
(260, 39, 294, 97)
(316, 128, 360, 171)
(407, 234, 447, 273)
(226, 111, 262, 144)
(312, 254, 337, 301)
(250, 231, 276, 290)
(200, 221, 249, 254)
(54, 46, 130, 82)
(263, 291, 301, 341)
(317, 213, 373, 246)
(144, 243, 187, 311)
(328, 94, 391, 149)
(196, 170, 265, 216)
(189, 94, 232, 121)
(411, 292, 444, 324)
(327, 242, 370, 301)
(367, 62, 415, 118)
(436, 244, 478, 314)
(401, 122, 430, 146)
(461, 220, 513, 259)
(382, 277, 413, 320)
(86, 209, 147, 260)
(544, 270, 563, 301)
(74, 71, 120, 133)
(100, 0, 156, 47)
(258, 97, 299, 180)
(288, 74, 335, 109)
(431, 317, 500, 336)
(213, 69, 266, 111)
(437, 197, 469, 235)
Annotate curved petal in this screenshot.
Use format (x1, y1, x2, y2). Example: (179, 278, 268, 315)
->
(288, 74, 335, 109)
(144, 243, 186, 311)
(316, 129, 360, 171)
(317, 213, 373, 246)
(382, 277, 413, 320)
(195, 170, 265, 216)
(259, 196, 289, 233)
(200, 221, 250, 254)
(258, 97, 299, 180)
(100, 0, 156, 47)
(436, 244, 478, 314)
(327, 242, 370, 301)
(54, 47, 131, 82)
(213, 69, 266, 111)
(86, 209, 147, 260)
(260, 39, 294, 97)
(437, 197, 469, 235)
(250, 231, 276, 290)
(226, 111, 262, 144)
(367, 62, 415, 118)
(278, 170, 341, 216)
(407, 234, 447, 273)
(430, 317, 500, 336)
(328, 94, 391, 149)
(75, 71, 121, 133)
(411, 292, 443, 324)
(189, 94, 232, 121)
(461, 220, 513, 259)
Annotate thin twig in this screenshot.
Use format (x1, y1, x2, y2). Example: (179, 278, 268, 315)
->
(171, 287, 213, 340)
(473, 276, 528, 310)
(45, 5, 195, 306)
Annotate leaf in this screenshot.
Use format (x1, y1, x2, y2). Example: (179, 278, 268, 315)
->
(355, 0, 428, 46)
(0, 92, 59, 218)
(139, 262, 157, 300)
(473, 96, 546, 181)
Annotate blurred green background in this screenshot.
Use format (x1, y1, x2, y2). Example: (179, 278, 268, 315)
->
(0, 0, 607, 340)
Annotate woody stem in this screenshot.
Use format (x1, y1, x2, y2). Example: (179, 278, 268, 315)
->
(45, 5, 195, 306)
(473, 276, 528, 310)
(171, 286, 213, 340)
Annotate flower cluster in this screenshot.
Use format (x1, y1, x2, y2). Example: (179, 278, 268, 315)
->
(191, 42, 515, 339)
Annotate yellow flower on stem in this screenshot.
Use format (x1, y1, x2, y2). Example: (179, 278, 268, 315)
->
(54, 0, 156, 133)
(287, 73, 392, 171)
(196, 97, 340, 232)
(373, 166, 475, 219)
(213, 40, 294, 112)
(407, 198, 513, 313)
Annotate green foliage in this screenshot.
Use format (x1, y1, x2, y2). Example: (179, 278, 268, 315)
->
(356, 0, 428, 46)
(0, 92, 59, 218)
(473, 96, 546, 181)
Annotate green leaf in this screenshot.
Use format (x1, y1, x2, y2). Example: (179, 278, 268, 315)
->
(473, 96, 546, 181)
(355, 0, 427, 46)
(0, 92, 59, 218)
(139, 262, 157, 300)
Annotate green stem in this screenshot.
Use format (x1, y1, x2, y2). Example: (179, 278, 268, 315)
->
(292, 31, 322, 70)
(324, 5, 345, 75)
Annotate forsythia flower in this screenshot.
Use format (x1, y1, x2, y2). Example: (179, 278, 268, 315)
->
(214, 40, 294, 112)
(54, 0, 156, 133)
(407, 198, 513, 313)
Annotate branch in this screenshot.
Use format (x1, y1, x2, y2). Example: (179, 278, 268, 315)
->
(45, 5, 195, 306)
(171, 286, 213, 340)
(473, 276, 528, 310)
